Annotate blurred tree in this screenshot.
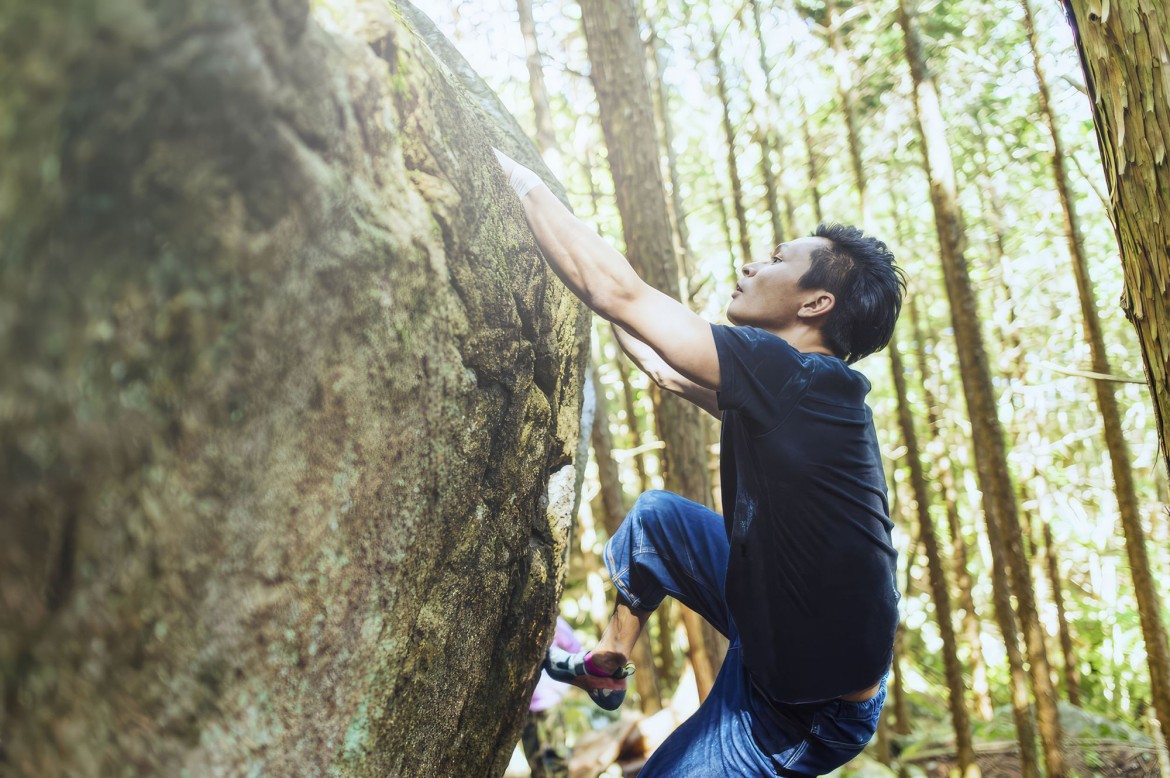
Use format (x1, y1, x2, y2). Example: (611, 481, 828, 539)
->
(1043, 520, 1083, 705)
(1036, 0, 1170, 743)
(890, 339, 978, 775)
(897, 0, 1064, 773)
(515, 0, 558, 156)
(747, 0, 788, 248)
(590, 362, 663, 714)
(710, 24, 754, 265)
(643, 12, 701, 287)
(578, 0, 724, 697)
(830, 12, 972, 763)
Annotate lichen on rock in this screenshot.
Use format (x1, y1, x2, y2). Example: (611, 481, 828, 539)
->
(0, 1, 589, 774)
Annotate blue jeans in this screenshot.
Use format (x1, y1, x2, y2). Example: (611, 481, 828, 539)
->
(605, 490, 886, 777)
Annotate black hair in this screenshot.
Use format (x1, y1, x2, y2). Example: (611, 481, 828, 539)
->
(799, 223, 906, 364)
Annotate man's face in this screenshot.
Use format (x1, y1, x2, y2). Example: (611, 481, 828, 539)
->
(726, 236, 833, 329)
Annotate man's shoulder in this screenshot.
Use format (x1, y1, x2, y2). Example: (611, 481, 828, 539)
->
(711, 324, 804, 362)
(809, 353, 875, 390)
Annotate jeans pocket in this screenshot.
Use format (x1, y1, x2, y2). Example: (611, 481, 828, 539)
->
(785, 697, 882, 775)
(813, 702, 880, 747)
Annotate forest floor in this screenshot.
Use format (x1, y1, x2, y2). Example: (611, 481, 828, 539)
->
(908, 741, 1166, 777)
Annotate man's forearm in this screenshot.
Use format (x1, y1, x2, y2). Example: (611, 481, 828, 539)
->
(612, 324, 721, 418)
(612, 324, 666, 378)
(519, 186, 642, 317)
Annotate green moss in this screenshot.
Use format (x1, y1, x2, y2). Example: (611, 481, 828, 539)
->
(341, 699, 371, 764)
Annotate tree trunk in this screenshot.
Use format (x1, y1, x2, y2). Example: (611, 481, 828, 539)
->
(1043, 522, 1083, 706)
(618, 362, 652, 493)
(892, 618, 912, 736)
(889, 342, 977, 775)
(711, 28, 754, 266)
(908, 297, 995, 720)
(0, 2, 590, 774)
(591, 366, 662, 714)
(591, 365, 629, 536)
(715, 177, 741, 282)
(897, 1, 1062, 774)
(578, 0, 722, 697)
(927, 387, 995, 723)
(654, 600, 679, 692)
(1046, 0, 1170, 741)
(644, 19, 701, 292)
(969, 119, 1027, 385)
(776, 140, 799, 244)
(748, 0, 786, 248)
(874, 706, 893, 766)
(941, 450, 996, 720)
(515, 0, 558, 156)
(1061, 0, 1170, 484)
(899, 173, 995, 724)
(798, 96, 825, 226)
(824, 0, 868, 224)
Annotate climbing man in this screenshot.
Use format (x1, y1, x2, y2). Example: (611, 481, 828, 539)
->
(494, 149, 903, 776)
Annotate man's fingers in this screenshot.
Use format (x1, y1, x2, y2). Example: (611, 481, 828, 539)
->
(491, 147, 546, 200)
(492, 147, 516, 176)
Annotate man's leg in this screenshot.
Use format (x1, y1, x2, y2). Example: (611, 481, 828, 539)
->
(550, 490, 818, 773)
(578, 599, 650, 677)
(554, 489, 732, 696)
(605, 489, 733, 627)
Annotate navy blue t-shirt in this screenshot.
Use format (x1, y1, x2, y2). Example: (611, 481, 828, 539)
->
(711, 324, 899, 704)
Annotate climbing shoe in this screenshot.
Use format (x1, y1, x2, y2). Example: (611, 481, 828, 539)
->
(543, 646, 635, 712)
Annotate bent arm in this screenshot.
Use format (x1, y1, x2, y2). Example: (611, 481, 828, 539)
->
(518, 184, 721, 392)
(612, 325, 721, 419)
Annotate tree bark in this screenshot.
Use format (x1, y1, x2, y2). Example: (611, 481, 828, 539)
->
(897, 1, 1062, 774)
(711, 28, 754, 266)
(824, 0, 868, 224)
(1043, 522, 1083, 707)
(904, 293, 995, 722)
(644, 19, 701, 291)
(0, 2, 590, 775)
(798, 97, 825, 226)
(747, 0, 787, 249)
(578, 0, 722, 697)
(590, 366, 662, 714)
(889, 342, 977, 775)
(1061, 0, 1170, 484)
(1044, 0, 1170, 741)
(618, 362, 652, 493)
(892, 614, 912, 736)
(515, 0, 558, 156)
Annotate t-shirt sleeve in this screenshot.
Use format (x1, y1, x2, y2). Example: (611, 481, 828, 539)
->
(711, 324, 811, 429)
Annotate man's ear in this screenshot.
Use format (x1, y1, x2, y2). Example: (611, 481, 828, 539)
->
(798, 292, 835, 320)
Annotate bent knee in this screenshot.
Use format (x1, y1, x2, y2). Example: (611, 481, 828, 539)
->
(628, 489, 675, 520)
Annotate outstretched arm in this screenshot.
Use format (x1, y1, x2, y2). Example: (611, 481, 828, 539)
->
(495, 150, 721, 393)
(612, 325, 720, 419)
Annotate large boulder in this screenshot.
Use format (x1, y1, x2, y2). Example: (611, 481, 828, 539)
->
(0, 1, 589, 774)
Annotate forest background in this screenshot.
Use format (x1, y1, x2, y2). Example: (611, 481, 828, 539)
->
(385, 0, 1170, 773)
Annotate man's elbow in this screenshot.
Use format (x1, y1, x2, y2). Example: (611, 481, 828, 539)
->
(589, 282, 642, 326)
(649, 368, 683, 395)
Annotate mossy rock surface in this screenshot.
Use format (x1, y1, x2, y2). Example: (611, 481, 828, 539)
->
(0, 2, 589, 775)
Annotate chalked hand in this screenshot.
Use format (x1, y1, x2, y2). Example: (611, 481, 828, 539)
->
(492, 148, 544, 200)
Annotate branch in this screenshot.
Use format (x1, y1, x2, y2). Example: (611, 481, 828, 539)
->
(1043, 362, 1145, 384)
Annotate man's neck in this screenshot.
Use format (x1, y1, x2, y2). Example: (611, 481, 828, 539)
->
(764, 325, 833, 358)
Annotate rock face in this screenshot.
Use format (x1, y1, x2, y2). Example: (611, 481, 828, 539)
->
(0, 2, 589, 774)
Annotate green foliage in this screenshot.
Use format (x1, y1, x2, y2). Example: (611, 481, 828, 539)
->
(419, 0, 1170, 761)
